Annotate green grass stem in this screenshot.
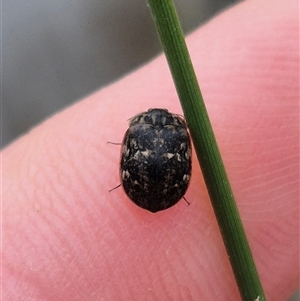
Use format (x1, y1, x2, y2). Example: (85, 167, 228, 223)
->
(147, 1, 267, 300)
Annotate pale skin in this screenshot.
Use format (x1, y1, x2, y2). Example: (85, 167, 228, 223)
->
(2, 0, 299, 300)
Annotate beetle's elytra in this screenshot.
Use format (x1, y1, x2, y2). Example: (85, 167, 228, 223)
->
(120, 108, 191, 213)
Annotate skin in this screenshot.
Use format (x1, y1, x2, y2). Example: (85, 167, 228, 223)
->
(2, 0, 299, 300)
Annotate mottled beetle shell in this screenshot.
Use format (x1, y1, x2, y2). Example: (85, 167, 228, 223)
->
(120, 108, 191, 213)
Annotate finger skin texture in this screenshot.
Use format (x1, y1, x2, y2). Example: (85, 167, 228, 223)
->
(3, 0, 299, 300)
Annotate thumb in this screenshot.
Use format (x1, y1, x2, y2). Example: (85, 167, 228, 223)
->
(3, 0, 298, 300)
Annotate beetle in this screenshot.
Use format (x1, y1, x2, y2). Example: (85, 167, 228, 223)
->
(118, 108, 191, 213)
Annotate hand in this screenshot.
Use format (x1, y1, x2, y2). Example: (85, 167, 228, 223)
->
(3, 0, 298, 299)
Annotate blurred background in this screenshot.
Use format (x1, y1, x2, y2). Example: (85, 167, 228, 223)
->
(2, 1, 299, 299)
(3, 0, 238, 147)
